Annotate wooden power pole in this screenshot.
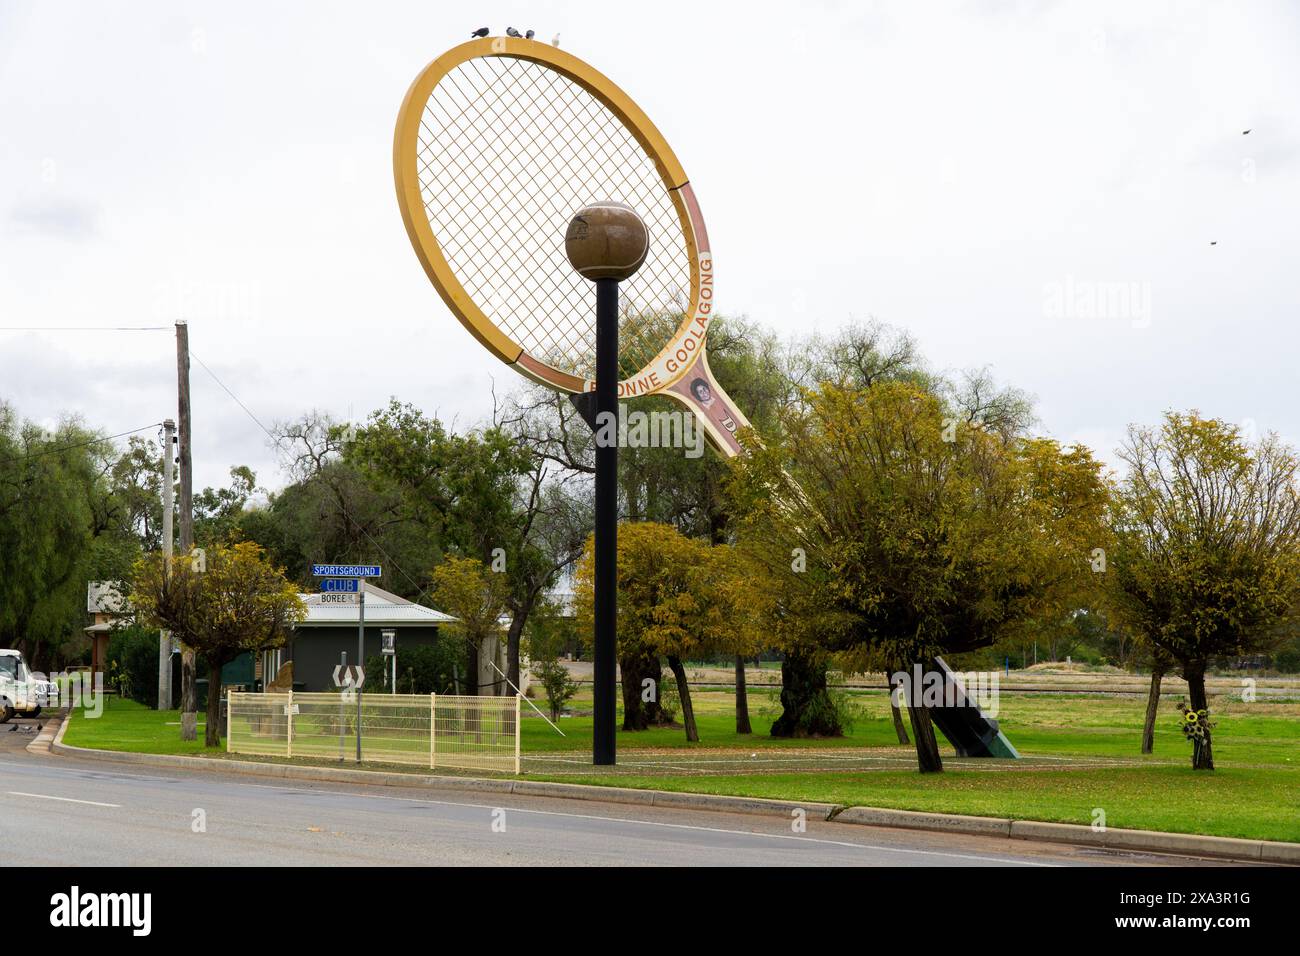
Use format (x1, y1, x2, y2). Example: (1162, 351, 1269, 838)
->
(176, 321, 198, 741)
(158, 418, 175, 710)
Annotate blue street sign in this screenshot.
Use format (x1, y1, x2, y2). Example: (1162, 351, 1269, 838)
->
(320, 578, 360, 593)
(311, 564, 382, 578)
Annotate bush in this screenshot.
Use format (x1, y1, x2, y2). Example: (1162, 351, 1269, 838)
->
(105, 625, 160, 708)
(1273, 643, 1300, 674)
(534, 659, 578, 721)
(367, 640, 468, 695)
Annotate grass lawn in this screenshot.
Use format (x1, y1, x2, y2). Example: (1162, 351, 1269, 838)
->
(527, 685, 1300, 766)
(59, 685, 1300, 843)
(61, 696, 216, 756)
(541, 766, 1300, 842)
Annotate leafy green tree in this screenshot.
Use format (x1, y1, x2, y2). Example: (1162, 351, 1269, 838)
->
(511, 319, 1041, 748)
(133, 541, 305, 746)
(100, 434, 164, 553)
(194, 465, 258, 546)
(730, 380, 1108, 771)
(0, 408, 113, 668)
(243, 413, 424, 592)
(351, 401, 575, 694)
(1107, 412, 1300, 769)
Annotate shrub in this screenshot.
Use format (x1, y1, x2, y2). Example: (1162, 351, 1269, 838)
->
(534, 659, 578, 721)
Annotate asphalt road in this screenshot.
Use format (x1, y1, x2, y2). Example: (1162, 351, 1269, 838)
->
(0, 717, 1238, 867)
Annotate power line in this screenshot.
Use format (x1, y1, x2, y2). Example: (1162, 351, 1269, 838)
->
(0, 422, 163, 466)
(188, 348, 278, 442)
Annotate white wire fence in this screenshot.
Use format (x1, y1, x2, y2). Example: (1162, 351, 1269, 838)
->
(227, 691, 520, 774)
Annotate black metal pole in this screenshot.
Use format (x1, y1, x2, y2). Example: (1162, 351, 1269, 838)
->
(593, 277, 618, 766)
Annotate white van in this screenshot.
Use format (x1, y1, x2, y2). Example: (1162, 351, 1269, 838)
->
(0, 649, 58, 722)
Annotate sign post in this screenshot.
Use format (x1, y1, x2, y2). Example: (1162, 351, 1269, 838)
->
(381, 629, 396, 694)
(313, 564, 380, 764)
(336, 652, 347, 761)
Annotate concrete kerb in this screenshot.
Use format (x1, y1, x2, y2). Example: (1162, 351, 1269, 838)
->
(834, 805, 1014, 838)
(23, 707, 66, 755)
(45, 711, 1299, 864)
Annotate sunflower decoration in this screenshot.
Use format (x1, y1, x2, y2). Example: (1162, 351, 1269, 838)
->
(1176, 700, 1215, 742)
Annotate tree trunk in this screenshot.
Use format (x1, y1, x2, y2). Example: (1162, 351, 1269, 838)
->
(770, 649, 842, 738)
(505, 592, 535, 694)
(1141, 664, 1164, 754)
(734, 654, 752, 735)
(907, 701, 944, 773)
(619, 646, 669, 730)
(1185, 663, 1215, 771)
(180, 646, 197, 741)
(890, 686, 910, 745)
(667, 655, 699, 743)
(465, 638, 480, 696)
(204, 660, 224, 748)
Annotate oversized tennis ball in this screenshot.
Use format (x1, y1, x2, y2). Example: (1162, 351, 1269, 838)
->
(565, 202, 649, 281)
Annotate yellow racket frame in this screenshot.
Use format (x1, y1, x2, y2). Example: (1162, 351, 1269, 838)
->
(393, 37, 707, 395)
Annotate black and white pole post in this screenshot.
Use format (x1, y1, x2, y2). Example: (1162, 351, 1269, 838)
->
(565, 202, 649, 767)
(338, 651, 347, 762)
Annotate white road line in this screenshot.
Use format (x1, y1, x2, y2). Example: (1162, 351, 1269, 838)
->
(6, 791, 120, 808)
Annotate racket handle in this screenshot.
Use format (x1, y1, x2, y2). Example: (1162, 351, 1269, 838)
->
(663, 352, 752, 457)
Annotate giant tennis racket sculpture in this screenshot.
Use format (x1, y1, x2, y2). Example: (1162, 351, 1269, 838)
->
(394, 37, 1018, 763)
(393, 35, 750, 455)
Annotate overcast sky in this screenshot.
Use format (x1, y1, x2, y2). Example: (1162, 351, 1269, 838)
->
(2, 0, 1297, 493)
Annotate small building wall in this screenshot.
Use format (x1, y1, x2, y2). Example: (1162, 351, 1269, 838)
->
(287, 624, 442, 692)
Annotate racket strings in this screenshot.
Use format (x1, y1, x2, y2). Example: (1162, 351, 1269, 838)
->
(416, 55, 691, 381)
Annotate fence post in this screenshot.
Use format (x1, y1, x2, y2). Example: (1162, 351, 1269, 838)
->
(430, 692, 436, 771)
(226, 692, 233, 753)
(514, 693, 521, 775)
(287, 689, 294, 759)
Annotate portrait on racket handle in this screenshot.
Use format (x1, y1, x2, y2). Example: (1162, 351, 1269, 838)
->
(393, 33, 753, 458)
(690, 379, 713, 407)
